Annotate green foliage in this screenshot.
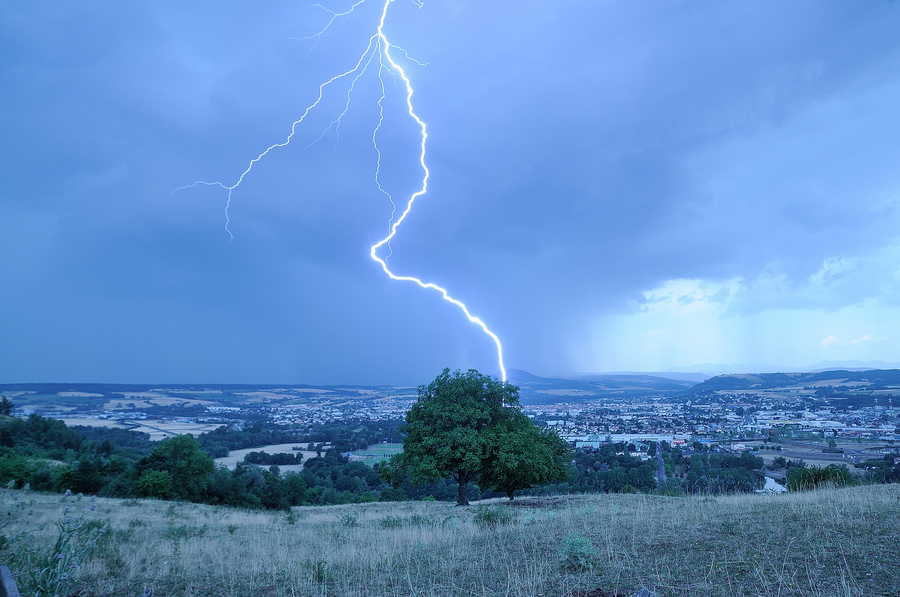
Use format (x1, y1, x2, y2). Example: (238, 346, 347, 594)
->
(243, 450, 303, 465)
(137, 435, 215, 502)
(479, 410, 572, 499)
(197, 419, 402, 458)
(137, 469, 173, 499)
(858, 454, 900, 484)
(0, 396, 13, 416)
(787, 464, 854, 491)
(340, 513, 358, 527)
(379, 514, 403, 528)
(558, 532, 596, 571)
(378, 486, 406, 502)
(382, 368, 568, 505)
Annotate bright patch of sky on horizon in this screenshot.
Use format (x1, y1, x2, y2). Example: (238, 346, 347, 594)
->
(2, 1, 900, 384)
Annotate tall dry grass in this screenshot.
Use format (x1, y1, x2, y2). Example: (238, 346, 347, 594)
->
(5, 484, 899, 597)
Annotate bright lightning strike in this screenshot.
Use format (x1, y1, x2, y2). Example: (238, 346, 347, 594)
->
(176, 0, 507, 382)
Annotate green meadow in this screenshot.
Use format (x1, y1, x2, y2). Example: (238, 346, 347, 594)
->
(347, 443, 403, 464)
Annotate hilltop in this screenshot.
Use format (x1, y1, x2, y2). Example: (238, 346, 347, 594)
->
(687, 368, 900, 394)
(2, 483, 898, 597)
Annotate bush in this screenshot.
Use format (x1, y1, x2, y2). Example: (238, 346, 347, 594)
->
(559, 532, 596, 570)
(379, 515, 403, 528)
(473, 505, 514, 529)
(787, 464, 854, 491)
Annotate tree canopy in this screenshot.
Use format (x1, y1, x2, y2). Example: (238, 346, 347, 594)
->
(381, 368, 570, 505)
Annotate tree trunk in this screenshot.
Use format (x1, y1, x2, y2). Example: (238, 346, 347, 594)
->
(456, 472, 470, 506)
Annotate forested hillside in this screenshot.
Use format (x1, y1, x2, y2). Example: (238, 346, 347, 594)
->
(2, 411, 897, 510)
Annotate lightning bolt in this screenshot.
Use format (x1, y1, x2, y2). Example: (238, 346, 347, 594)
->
(176, 0, 507, 382)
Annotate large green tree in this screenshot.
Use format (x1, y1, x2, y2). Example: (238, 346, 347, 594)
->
(479, 409, 571, 499)
(381, 368, 570, 505)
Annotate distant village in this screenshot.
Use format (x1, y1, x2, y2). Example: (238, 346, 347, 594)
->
(5, 375, 899, 466)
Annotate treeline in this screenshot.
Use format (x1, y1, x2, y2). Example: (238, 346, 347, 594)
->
(0, 413, 476, 508)
(857, 454, 900, 484)
(197, 419, 403, 457)
(0, 415, 768, 507)
(0, 414, 402, 507)
(549, 444, 658, 494)
(4, 412, 898, 509)
(525, 442, 765, 496)
(243, 451, 303, 465)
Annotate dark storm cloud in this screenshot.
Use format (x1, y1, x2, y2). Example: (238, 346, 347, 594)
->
(2, 1, 900, 383)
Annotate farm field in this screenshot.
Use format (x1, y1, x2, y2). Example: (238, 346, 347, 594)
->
(751, 438, 893, 475)
(58, 417, 223, 441)
(346, 442, 403, 463)
(214, 443, 320, 471)
(3, 484, 899, 597)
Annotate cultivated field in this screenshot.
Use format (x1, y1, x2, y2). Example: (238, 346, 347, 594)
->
(58, 418, 223, 441)
(347, 442, 403, 463)
(4, 484, 899, 597)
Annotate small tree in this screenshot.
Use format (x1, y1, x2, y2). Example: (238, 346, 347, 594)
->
(0, 397, 13, 416)
(381, 368, 570, 505)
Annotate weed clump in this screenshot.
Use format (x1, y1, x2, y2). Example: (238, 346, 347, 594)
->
(473, 505, 515, 529)
(379, 514, 403, 528)
(559, 532, 596, 571)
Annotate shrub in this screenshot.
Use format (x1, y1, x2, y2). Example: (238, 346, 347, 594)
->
(787, 464, 854, 491)
(408, 514, 433, 526)
(340, 513, 358, 527)
(379, 515, 403, 528)
(559, 532, 596, 571)
(473, 505, 514, 529)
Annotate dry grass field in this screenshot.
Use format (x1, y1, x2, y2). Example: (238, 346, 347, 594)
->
(4, 485, 899, 597)
(57, 418, 223, 441)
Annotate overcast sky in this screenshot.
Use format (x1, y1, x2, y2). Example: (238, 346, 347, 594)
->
(3, 1, 900, 384)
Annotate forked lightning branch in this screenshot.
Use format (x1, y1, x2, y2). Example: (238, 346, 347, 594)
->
(175, 0, 507, 381)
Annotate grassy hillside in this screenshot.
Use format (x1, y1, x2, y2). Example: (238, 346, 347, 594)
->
(3, 485, 899, 597)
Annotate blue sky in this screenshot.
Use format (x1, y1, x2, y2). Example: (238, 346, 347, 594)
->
(2, 1, 900, 384)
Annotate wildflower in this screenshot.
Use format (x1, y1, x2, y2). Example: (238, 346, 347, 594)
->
(64, 489, 72, 496)
(89, 505, 96, 511)
(64, 506, 70, 513)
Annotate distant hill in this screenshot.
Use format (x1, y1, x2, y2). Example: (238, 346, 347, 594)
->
(507, 369, 698, 404)
(663, 360, 900, 376)
(686, 368, 900, 394)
